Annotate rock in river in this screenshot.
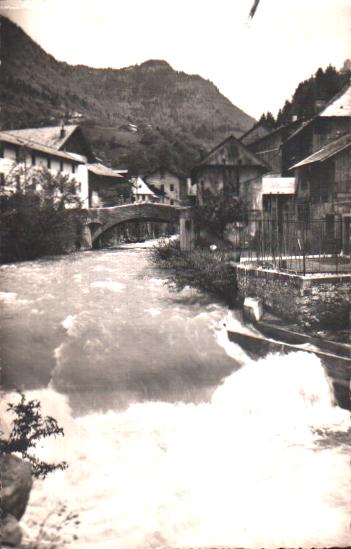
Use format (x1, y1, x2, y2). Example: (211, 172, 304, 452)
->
(0, 455, 33, 546)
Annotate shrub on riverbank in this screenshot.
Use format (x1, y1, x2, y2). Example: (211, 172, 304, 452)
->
(0, 167, 83, 263)
(150, 239, 237, 307)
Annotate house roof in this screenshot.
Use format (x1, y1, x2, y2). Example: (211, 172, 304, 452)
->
(319, 82, 351, 117)
(240, 121, 270, 146)
(262, 176, 296, 194)
(286, 82, 351, 143)
(290, 132, 351, 169)
(0, 130, 86, 163)
(131, 176, 157, 196)
(6, 125, 80, 150)
(87, 163, 124, 178)
(246, 119, 303, 149)
(145, 166, 184, 180)
(194, 135, 270, 170)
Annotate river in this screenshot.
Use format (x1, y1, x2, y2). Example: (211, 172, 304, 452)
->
(0, 243, 350, 548)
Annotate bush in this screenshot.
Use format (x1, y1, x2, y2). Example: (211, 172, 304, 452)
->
(0, 166, 83, 263)
(194, 189, 247, 239)
(0, 392, 67, 479)
(150, 239, 237, 306)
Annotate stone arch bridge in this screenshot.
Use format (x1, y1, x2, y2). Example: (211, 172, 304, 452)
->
(81, 203, 195, 250)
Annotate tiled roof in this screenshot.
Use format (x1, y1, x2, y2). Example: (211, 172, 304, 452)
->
(87, 163, 124, 178)
(286, 82, 351, 143)
(320, 82, 351, 117)
(290, 132, 351, 169)
(195, 135, 270, 170)
(5, 125, 79, 150)
(240, 121, 270, 146)
(0, 131, 86, 163)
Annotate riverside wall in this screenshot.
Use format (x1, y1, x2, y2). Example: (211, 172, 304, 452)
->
(235, 264, 351, 329)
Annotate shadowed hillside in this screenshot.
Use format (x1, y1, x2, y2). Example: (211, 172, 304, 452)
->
(0, 16, 255, 174)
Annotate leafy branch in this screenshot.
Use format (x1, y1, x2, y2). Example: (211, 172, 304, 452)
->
(0, 393, 68, 479)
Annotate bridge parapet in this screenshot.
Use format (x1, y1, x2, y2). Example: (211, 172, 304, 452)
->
(82, 202, 182, 248)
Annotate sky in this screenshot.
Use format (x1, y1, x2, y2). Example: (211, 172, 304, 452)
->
(0, 0, 350, 119)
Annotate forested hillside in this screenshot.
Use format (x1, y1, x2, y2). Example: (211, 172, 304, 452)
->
(0, 16, 255, 174)
(259, 61, 351, 130)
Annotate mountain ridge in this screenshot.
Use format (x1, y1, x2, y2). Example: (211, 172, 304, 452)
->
(0, 16, 255, 174)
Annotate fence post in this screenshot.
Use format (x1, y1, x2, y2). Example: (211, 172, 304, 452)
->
(302, 222, 306, 276)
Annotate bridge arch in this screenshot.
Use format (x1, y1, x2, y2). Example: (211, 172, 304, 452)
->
(82, 203, 181, 247)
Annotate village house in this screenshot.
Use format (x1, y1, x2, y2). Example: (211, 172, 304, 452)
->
(243, 119, 301, 174)
(238, 82, 351, 228)
(290, 132, 351, 254)
(282, 81, 351, 172)
(144, 167, 186, 205)
(0, 124, 129, 208)
(191, 134, 269, 214)
(239, 119, 302, 223)
(240, 120, 270, 147)
(130, 176, 160, 203)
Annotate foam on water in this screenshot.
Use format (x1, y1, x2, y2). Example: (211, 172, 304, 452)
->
(16, 351, 350, 549)
(0, 291, 30, 305)
(90, 280, 126, 292)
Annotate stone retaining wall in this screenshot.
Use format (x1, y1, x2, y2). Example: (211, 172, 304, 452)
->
(235, 264, 350, 329)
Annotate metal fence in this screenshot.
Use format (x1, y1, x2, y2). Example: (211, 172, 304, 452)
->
(240, 218, 351, 275)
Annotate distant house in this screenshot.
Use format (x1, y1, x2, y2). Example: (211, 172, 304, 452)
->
(131, 176, 159, 203)
(282, 82, 351, 172)
(87, 164, 130, 208)
(290, 132, 351, 254)
(144, 167, 186, 205)
(0, 124, 128, 208)
(191, 135, 269, 216)
(240, 120, 270, 147)
(245, 119, 301, 174)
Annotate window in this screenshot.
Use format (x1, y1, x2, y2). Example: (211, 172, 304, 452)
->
(170, 199, 174, 205)
(32, 154, 36, 166)
(60, 160, 64, 172)
(297, 203, 310, 224)
(170, 184, 174, 192)
(47, 158, 51, 169)
(0, 173, 5, 186)
(72, 164, 76, 174)
(326, 214, 335, 239)
(0, 144, 4, 158)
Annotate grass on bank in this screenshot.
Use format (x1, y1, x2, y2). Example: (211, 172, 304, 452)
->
(150, 239, 238, 307)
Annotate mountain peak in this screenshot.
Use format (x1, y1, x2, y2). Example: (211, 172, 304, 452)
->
(138, 60, 172, 70)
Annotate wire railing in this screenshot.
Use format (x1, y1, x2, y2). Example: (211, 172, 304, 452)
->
(240, 218, 351, 275)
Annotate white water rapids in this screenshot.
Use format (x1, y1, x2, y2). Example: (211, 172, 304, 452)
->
(0, 244, 350, 548)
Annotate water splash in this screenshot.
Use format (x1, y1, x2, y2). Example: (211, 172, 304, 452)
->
(20, 352, 350, 549)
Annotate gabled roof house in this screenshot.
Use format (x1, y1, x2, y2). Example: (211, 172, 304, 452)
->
(0, 124, 128, 208)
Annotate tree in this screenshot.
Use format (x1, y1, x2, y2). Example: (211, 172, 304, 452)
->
(194, 189, 247, 239)
(259, 111, 276, 131)
(0, 392, 68, 479)
(0, 164, 83, 262)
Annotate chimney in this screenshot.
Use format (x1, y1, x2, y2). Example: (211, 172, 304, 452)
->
(60, 121, 66, 139)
